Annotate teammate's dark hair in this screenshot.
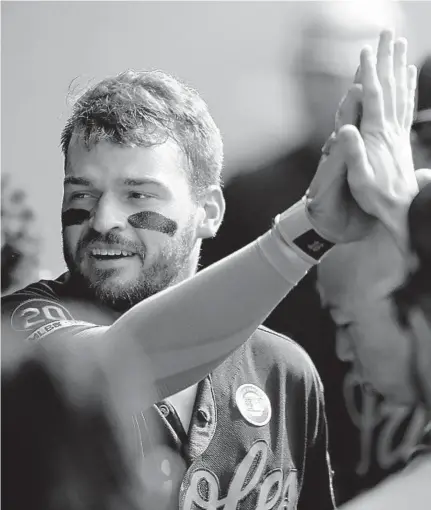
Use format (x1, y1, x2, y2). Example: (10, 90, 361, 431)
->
(2, 337, 142, 510)
(393, 182, 431, 327)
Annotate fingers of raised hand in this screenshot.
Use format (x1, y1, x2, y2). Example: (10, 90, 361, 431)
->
(360, 45, 385, 129)
(337, 125, 373, 186)
(361, 30, 414, 131)
(323, 82, 362, 159)
(335, 84, 363, 133)
(394, 37, 408, 125)
(376, 30, 397, 123)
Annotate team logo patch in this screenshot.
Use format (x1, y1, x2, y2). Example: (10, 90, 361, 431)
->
(11, 299, 74, 332)
(235, 384, 272, 426)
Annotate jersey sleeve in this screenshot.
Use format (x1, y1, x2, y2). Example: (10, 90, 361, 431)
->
(1, 291, 100, 342)
(1, 290, 127, 409)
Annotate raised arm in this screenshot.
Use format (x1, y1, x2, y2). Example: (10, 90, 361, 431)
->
(4, 30, 420, 415)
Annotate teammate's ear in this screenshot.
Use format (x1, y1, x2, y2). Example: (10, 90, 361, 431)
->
(196, 185, 225, 239)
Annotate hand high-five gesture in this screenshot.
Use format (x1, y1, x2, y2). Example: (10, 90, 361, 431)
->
(307, 30, 418, 251)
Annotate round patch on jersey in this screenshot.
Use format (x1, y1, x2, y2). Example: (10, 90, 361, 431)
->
(11, 299, 74, 332)
(235, 384, 272, 426)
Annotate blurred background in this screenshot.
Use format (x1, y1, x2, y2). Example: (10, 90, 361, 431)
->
(2, 0, 430, 281)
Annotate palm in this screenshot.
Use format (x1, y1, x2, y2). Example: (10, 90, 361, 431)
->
(332, 174, 376, 242)
(356, 129, 417, 216)
(307, 143, 376, 244)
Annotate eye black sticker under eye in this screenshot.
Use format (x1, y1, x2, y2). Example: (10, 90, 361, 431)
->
(128, 211, 178, 236)
(62, 209, 91, 227)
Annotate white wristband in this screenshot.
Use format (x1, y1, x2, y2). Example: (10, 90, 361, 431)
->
(257, 228, 314, 285)
(275, 198, 335, 264)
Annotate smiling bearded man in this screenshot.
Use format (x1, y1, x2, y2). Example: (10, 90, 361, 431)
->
(2, 31, 422, 510)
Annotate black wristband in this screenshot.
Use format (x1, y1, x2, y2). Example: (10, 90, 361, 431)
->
(274, 200, 336, 264)
(291, 229, 335, 261)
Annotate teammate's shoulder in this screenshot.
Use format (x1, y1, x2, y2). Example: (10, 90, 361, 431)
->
(249, 326, 323, 385)
(250, 325, 312, 359)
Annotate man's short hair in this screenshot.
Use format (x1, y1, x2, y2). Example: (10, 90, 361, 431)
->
(61, 70, 224, 198)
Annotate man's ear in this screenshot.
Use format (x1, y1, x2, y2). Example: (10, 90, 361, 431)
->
(195, 185, 226, 240)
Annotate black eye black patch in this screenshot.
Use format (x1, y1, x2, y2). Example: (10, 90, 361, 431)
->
(62, 209, 91, 227)
(128, 211, 178, 237)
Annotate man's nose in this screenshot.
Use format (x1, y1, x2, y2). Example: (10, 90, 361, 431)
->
(335, 332, 355, 362)
(89, 195, 127, 234)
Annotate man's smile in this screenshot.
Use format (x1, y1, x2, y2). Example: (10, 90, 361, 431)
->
(85, 244, 140, 265)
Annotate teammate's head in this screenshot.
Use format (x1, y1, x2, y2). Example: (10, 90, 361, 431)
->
(388, 178, 431, 411)
(60, 70, 225, 311)
(393, 179, 431, 364)
(2, 325, 143, 510)
(411, 56, 431, 169)
(317, 224, 416, 404)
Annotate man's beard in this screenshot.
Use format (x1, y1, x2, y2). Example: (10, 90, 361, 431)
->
(62, 223, 197, 313)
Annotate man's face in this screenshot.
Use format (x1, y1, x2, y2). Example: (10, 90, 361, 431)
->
(317, 225, 417, 404)
(62, 138, 204, 311)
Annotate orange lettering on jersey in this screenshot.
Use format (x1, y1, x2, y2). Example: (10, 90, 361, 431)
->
(181, 440, 298, 509)
(343, 367, 427, 475)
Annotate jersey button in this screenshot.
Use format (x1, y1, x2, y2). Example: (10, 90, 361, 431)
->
(196, 409, 209, 423)
(159, 403, 170, 417)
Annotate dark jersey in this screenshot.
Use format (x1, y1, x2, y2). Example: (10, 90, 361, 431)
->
(2, 275, 335, 510)
(199, 145, 430, 504)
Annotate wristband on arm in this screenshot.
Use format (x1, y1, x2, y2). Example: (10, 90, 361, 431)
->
(274, 197, 335, 264)
(256, 197, 335, 286)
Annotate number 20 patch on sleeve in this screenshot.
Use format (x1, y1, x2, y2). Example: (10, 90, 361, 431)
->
(10, 299, 76, 340)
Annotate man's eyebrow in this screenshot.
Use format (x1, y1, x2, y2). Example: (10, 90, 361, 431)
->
(123, 178, 166, 187)
(64, 176, 92, 186)
(123, 178, 161, 186)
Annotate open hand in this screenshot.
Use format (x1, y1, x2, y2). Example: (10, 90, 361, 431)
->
(342, 31, 418, 251)
(306, 30, 418, 249)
